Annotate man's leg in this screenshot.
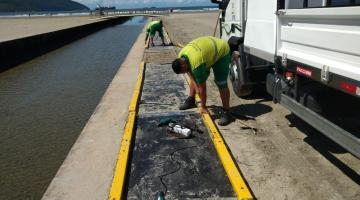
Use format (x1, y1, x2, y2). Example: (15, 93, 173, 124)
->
(213, 53, 232, 126)
(150, 36, 155, 46)
(161, 36, 165, 46)
(219, 86, 230, 111)
(159, 30, 165, 46)
(217, 85, 232, 126)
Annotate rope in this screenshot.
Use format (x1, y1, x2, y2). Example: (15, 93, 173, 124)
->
(158, 135, 206, 196)
(213, 10, 222, 37)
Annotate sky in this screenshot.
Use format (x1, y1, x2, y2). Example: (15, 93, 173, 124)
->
(74, 0, 214, 9)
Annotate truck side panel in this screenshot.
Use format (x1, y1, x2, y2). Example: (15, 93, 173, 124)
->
(277, 7, 360, 85)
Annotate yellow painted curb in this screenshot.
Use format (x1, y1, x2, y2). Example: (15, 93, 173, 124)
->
(176, 42, 184, 48)
(108, 62, 145, 200)
(162, 27, 172, 45)
(128, 63, 145, 112)
(184, 75, 254, 200)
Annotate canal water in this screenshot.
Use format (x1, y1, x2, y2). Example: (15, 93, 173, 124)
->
(0, 16, 146, 200)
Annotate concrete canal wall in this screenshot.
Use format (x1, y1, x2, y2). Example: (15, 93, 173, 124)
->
(0, 16, 130, 71)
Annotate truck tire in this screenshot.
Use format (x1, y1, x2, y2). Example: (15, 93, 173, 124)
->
(229, 46, 252, 97)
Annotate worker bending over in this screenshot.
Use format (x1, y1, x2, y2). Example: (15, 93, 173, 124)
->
(145, 20, 165, 47)
(172, 36, 232, 126)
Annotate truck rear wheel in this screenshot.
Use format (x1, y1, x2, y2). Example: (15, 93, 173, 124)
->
(229, 49, 252, 97)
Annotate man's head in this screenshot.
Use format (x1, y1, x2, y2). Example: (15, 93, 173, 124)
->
(172, 58, 189, 74)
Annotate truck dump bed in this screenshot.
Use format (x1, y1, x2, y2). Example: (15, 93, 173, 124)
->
(277, 6, 360, 93)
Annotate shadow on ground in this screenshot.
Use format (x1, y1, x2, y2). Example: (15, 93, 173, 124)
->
(286, 114, 360, 185)
(239, 85, 272, 103)
(209, 103, 273, 121)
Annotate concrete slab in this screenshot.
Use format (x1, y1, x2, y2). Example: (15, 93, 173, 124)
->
(144, 48, 177, 64)
(139, 63, 188, 113)
(144, 31, 176, 64)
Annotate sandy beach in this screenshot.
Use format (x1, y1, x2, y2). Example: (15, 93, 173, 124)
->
(162, 12, 220, 45)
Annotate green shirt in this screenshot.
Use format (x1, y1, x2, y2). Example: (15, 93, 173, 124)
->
(146, 20, 162, 36)
(179, 36, 230, 84)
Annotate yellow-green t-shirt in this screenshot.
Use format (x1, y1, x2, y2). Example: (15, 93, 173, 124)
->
(178, 36, 230, 84)
(146, 20, 162, 36)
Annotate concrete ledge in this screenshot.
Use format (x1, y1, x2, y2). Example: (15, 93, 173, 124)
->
(0, 16, 130, 72)
(41, 28, 146, 200)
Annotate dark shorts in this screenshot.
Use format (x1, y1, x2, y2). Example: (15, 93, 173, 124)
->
(149, 28, 163, 37)
(212, 53, 230, 89)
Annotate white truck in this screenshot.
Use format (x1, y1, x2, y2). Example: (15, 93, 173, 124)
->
(211, 0, 360, 158)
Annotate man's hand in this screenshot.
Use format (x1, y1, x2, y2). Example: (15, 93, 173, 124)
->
(200, 106, 209, 114)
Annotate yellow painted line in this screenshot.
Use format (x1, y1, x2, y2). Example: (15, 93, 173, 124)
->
(176, 42, 184, 48)
(162, 27, 172, 45)
(163, 23, 182, 48)
(201, 113, 253, 200)
(128, 63, 145, 112)
(108, 62, 145, 200)
(184, 75, 254, 200)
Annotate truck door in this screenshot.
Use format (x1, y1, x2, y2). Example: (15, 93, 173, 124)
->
(244, 0, 278, 62)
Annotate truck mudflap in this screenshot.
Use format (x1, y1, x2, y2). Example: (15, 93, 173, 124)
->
(280, 93, 360, 158)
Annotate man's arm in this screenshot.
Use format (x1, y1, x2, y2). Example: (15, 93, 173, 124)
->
(188, 65, 209, 113)
(197, 83, 208, 114)
(145, 31, 149, 43)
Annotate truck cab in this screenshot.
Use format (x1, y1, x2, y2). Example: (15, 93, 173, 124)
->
(212, 0, 360, 158)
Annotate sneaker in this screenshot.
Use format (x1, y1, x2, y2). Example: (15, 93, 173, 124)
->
(179, 96, 196, 110)
(218, 110, 232, 126)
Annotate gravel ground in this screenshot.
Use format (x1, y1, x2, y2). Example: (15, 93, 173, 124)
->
(162, 12, 360, 200)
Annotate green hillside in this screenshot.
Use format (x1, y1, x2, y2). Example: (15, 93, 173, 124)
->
(0, 0, 89, 12)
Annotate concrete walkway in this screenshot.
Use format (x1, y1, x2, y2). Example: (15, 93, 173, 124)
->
(42, 27, 146, 200)
(0, 16, 107, 42)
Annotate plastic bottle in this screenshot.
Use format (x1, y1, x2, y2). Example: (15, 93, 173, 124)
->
(155, 191, 165, 200)
(167, 122, 192, 138)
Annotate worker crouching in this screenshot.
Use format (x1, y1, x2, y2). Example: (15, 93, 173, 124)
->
(172, 36, 232, 126)
(145, 20, 165, 47)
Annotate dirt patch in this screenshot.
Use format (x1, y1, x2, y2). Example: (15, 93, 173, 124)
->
(144, 47, 177, 64)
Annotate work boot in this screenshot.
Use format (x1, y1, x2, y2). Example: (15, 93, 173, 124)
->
(179, 96, 196, 110)
(218, 109, 232, 126)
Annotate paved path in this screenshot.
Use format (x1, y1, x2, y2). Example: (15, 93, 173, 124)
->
(0, 14, 166, 43)
(0, 16, 107, 42)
